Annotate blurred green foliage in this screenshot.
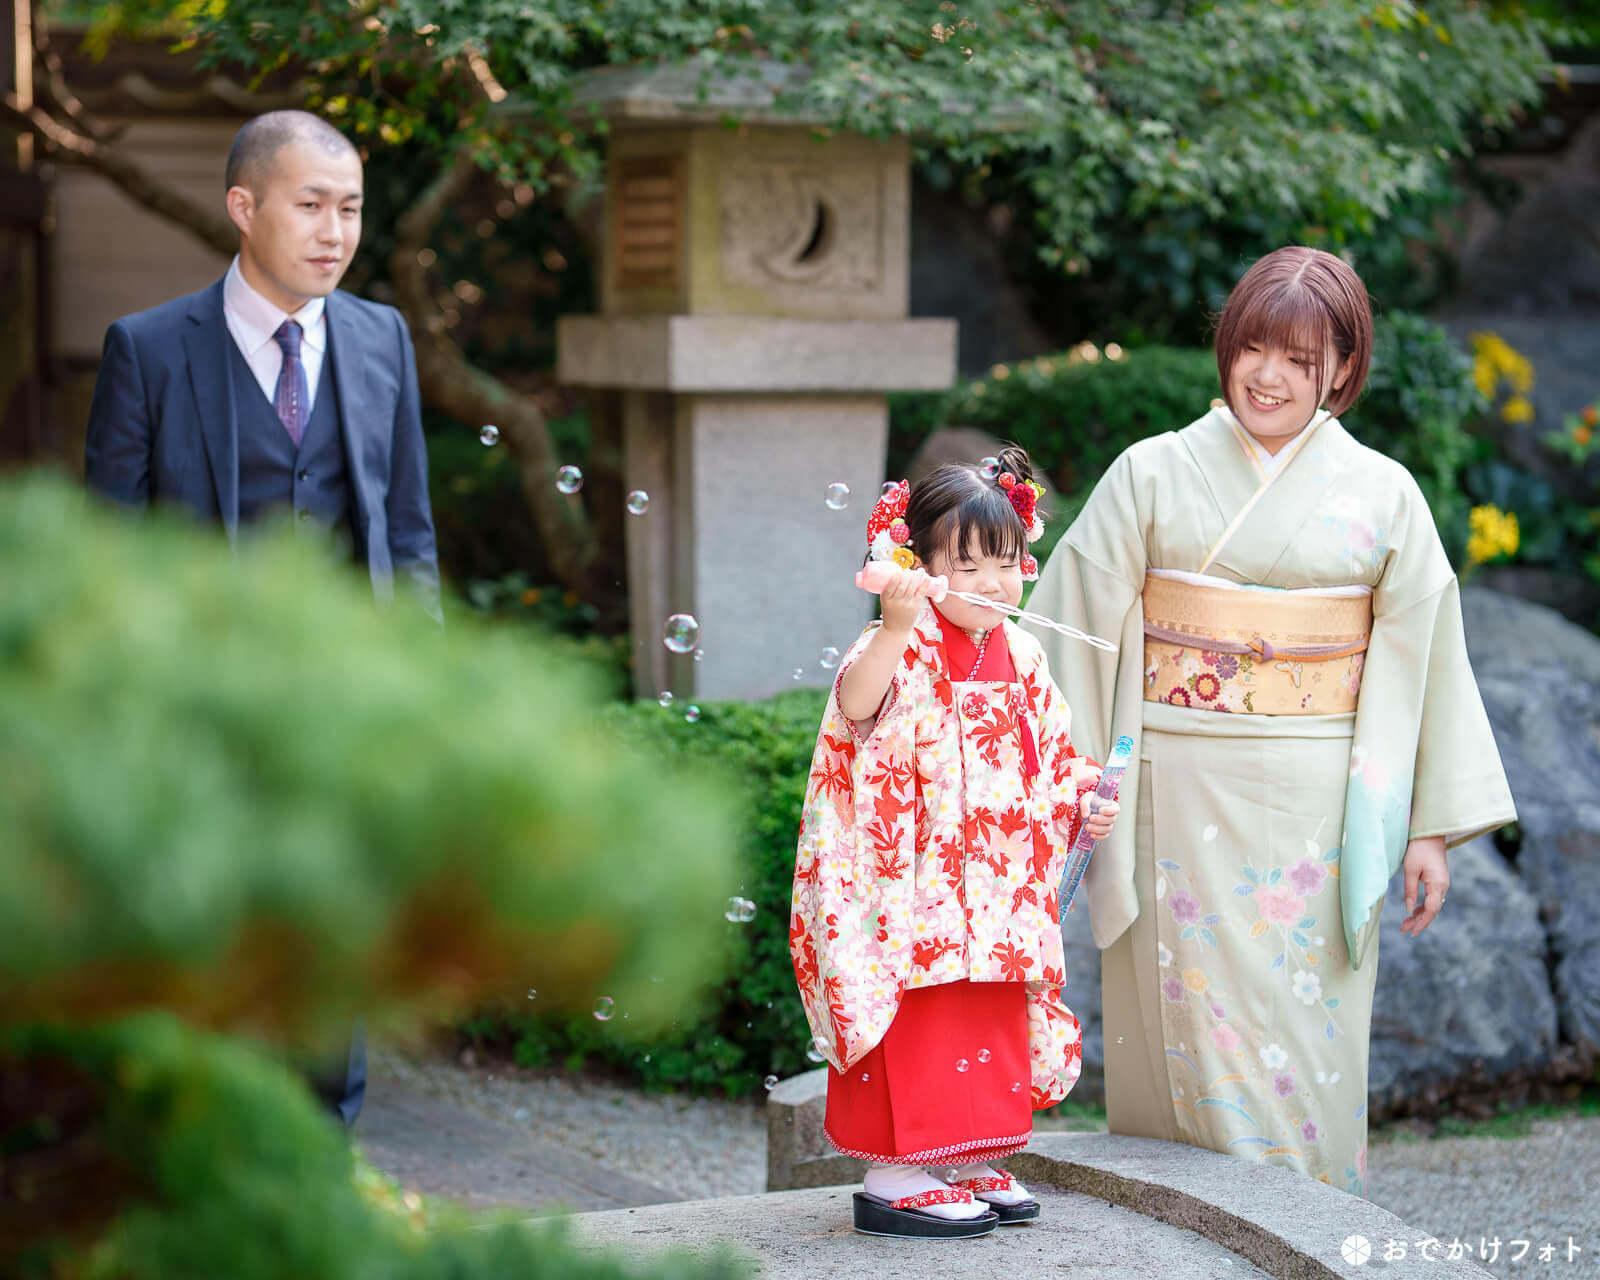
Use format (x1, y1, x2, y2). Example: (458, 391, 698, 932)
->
(466, 692, 830, 1097)
(0, 476, 745, 1275)
(2, 1016, 747, 1279)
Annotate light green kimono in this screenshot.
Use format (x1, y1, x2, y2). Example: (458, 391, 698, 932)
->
(1030, 407, 1516, 1194)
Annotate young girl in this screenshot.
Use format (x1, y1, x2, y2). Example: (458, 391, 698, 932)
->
(790, 446, 1119, 1239)
(1028, 246, 1516, 1195)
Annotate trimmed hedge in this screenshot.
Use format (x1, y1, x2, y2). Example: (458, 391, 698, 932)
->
(888, 312, 1486, 558)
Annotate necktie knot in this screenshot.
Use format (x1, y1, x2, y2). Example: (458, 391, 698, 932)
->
(274, 319, 303, 359)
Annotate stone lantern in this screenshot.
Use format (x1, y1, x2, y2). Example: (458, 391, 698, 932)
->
(556, 62, 956, 702)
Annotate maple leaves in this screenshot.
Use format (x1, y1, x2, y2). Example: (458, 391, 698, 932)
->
(992, 940, 1035, 983)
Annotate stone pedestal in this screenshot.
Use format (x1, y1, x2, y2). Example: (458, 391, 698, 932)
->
(556, 65, 958, 702)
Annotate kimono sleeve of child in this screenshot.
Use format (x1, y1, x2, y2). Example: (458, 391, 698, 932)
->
(1029, 656, 1101, 849)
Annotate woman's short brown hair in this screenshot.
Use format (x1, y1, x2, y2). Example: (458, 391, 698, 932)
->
(1214, 247, 1373, 418)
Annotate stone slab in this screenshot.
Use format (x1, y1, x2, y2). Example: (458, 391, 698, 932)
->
(557, 314, 957, 392)
(568, 1132, 1491, 1278)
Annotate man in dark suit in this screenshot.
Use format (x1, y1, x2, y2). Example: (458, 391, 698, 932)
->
(86, 108, 440, 622)
(85, 110, 443, 1125)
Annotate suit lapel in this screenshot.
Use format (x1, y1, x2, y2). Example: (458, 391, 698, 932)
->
(324, 292, 376, 532)
(183, 281, 239, 541)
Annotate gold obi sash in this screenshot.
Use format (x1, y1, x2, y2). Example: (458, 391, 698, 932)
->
(1142, 573, 1372, 716)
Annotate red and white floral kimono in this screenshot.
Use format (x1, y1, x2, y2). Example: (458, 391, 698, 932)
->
(792, 602, 1099, 1165)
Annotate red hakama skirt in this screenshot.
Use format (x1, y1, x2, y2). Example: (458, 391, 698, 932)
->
(822, 980, 1032, 1166)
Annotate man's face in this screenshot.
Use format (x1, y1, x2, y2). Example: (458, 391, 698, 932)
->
(229, 140, 363, 312)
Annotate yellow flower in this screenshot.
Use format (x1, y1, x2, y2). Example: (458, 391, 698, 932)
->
(1466, 504, 1520, 565)
(890, 546, 915, 570)
(1183, 967, 1208, 993)
(1470, 331, 1535, 399)
(1500, 395, 1535, 425)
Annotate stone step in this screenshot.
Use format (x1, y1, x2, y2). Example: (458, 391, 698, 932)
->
(566, 1132, 1490, 1279)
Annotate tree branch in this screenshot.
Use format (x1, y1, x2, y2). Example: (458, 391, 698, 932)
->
(390, 145, 601, 600)
(1, 95, 236, 255)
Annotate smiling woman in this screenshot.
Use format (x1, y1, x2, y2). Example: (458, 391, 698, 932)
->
(1031, 246, 1516, 1199)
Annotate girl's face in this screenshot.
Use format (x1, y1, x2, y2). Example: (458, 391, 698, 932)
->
(1227, 339, 1351, 449)
(920, 535, 1024, 634)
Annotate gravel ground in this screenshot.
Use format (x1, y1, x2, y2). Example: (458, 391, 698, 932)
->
(371, 1044, 1599, 1275)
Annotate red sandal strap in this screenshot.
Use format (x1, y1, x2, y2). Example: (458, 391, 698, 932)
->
(951, 1174, 1016, 1194)
(890, 1187, 975, 1211)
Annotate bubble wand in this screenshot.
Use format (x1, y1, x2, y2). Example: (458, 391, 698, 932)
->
(854, 561, 1118, 653)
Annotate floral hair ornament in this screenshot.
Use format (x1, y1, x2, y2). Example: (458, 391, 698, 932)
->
(996, 471, 1045, 579)
(996, 471, 1046, 545)
(866, 479, 915, 570)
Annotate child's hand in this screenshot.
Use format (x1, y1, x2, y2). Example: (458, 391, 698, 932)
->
(1079, 792, 1119, 841)
(878, 566, 931, 635)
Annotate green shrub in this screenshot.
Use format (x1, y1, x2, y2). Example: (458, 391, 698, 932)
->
(888, 313, 1485, 550)
(0, 475, 744, 1275)
(469, 691, 831, 1097)
(1353, 311, 1491, 562)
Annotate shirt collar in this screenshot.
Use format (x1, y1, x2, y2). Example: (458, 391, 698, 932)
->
(224, 257, 327, 356)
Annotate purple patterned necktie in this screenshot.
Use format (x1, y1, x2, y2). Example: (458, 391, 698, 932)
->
(272, 319, 309, 447)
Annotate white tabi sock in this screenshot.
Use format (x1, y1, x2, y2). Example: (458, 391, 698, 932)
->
(862, 1164, 988, 1221)
(950, 1161, 1032, 1205)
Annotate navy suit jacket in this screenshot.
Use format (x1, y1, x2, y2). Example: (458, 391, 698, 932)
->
(85, 279, 441, 620)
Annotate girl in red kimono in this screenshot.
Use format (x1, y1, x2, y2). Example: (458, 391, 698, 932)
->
(791, 445, 1120, 1238)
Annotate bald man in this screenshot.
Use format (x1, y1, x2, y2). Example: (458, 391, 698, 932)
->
(86, 109, 440, 621)
(84, 111, 442, 1125)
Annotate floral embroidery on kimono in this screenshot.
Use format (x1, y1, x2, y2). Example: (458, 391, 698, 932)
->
(791, 601, 1099, 1108)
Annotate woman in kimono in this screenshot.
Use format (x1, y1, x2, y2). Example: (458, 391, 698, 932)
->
(790, 447, 1119, 1238)
(1028, 247, 1516, 1196)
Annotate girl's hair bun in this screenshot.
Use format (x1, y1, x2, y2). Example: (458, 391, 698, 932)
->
(995, 443, 1036, 489)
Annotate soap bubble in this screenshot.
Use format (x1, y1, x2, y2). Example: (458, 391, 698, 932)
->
(820, 646, 841, 670)
(527, 989, 537, 1000)
(724, 896, 757, 923)
(824, 482, 850, 510)
(662, 613, 700, 653)
(955, 1058, 969, 1073)
(1011, 1081, 1023, 1093)
(880, 481, 899, 499)
(805, 1041, 825, 1064)
(592, 996, 615, 1021)
(764, 1075, 779, 1091)
(693, 648, 706, 663)
(860, 1072, 870, 1082)
(979, 456, 1000, 479)
(683, 705, 701, 723)
(556, 464, 584, 494)
(625, 489, 650, 515)
(977, 1048, 992, 1064)
(792, 667, 805, 681)
(657, 691, 674, 708)
(479, 424, 500, 446)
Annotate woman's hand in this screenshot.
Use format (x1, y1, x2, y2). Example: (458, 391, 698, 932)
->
(1400, 835, 1449, 937)
(878, 565, 931, 635)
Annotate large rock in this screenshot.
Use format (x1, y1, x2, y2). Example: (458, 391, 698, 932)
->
(1368, 835, 1557, 1116)
(1463, 586, 1600, 1059)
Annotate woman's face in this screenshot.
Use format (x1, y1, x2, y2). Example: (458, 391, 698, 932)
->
(1227, 339, 1350, 449)
(920, 535, 1024, 633)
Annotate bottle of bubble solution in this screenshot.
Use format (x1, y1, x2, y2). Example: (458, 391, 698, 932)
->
(1058, 735, 1134, 925)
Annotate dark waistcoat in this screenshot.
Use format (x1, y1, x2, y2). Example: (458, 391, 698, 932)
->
(227, 337, 357, 558)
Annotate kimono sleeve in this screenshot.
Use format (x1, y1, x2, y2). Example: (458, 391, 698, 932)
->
(1029, 447, 1150, 951)
(1368, 474, 1517, 846)
(1340, 468, 1517, 968)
